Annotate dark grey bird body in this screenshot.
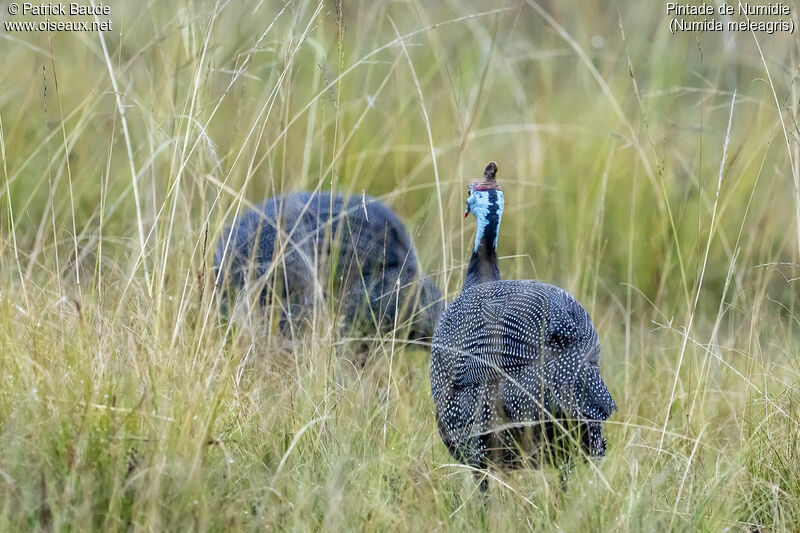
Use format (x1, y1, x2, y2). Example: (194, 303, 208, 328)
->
(214, 191, 442, 342)
(430, 163, 616, 473)
(432, 280, 614, 468)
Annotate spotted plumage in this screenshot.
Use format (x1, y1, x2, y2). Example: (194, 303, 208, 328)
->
(430, 162, 616, 475)
(214, 191, 442, 342)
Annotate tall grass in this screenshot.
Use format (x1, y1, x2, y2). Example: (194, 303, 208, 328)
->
(1, 0, 799, 529)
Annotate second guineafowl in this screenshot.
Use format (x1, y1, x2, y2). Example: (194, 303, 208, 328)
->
(430, 162, 616, 479)
(214, 191, 442, 345)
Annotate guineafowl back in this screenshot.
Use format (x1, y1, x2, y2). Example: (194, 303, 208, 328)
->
(430, 278, 616, 467)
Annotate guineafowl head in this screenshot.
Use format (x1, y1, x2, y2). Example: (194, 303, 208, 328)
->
(464, 162, 504, 253)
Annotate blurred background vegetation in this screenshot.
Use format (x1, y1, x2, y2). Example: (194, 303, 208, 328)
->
(1, 0, 799, 530)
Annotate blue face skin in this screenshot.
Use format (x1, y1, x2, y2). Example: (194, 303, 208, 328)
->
(465, 184, 504, 252)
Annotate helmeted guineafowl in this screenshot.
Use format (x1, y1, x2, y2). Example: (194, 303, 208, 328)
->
(214, 191, 442, 343)
(430, 162, 616, 480)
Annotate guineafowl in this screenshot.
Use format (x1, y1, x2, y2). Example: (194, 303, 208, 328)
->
(214, 191, 442, 345)
(430, 162, 616, 481)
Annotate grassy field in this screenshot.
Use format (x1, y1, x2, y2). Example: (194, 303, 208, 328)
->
(2, 0, 800, 530)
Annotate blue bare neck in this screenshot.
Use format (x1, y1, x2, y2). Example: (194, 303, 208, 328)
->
(464, 189, 503, 289)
